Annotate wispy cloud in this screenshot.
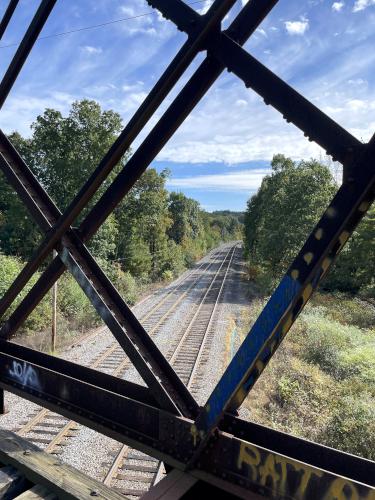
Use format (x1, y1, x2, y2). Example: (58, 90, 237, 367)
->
(167, 169, 270, 192)
(81, 45, 102, 54)
(284, 17, 309, 35)
(352, 0, 375, 11)
(332, 1, 345, 11)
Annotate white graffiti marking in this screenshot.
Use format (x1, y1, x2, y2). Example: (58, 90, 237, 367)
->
(9, 361, 41, 390)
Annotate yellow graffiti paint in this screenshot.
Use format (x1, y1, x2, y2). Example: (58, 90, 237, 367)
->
(338, 230, 350, 247)
(291, 269, 300, 280)
(302, 283, 313, 304)
(303, 252, 314, 265)
(321, 257, 332, 274)
(237, 442, 261, 481)
(236, 443, 370, 499)
(282, 314, 293, 335)
(358, 201, 370, 213)
(255, 359, 264, 373)
(326, 206, 337, 218)
(259, 453, 280, 489)
(190, 424, 198, 447)
(323, 477, 360, 500)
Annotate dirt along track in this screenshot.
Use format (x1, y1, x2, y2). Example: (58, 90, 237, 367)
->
(0, 242, 249, 497)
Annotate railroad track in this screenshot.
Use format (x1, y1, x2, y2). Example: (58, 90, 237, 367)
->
(102, 244, 238, 497)
(13, 245, 233, 457)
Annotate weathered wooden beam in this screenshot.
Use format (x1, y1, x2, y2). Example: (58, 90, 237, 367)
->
(0, 429, 126, 500)
(13, 484, 57, 500)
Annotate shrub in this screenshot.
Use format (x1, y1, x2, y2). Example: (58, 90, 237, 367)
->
(321, 394, 375, 460)
(0, 254, 51, 333)
(58, 274, 99, 328)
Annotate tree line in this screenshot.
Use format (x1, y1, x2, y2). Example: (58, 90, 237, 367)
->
(243, 153, 374, 297)
(0, 100, 242, 338)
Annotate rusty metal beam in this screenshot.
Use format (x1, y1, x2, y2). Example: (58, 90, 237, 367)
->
(0, 0, 19, 40)
(0, 0, 57, 108)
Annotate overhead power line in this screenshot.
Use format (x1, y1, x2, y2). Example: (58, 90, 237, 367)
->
(0, 0, 211, 50)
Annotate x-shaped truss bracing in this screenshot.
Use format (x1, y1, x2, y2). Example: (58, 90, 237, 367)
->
(0, 1, 373, 498)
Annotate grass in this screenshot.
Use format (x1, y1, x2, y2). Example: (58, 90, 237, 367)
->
(241, 291, 375, 460)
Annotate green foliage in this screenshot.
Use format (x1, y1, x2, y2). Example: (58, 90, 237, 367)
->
(0, 99, 243, 344)
(321, 395, 375, 460)
(1, 101, 127, 259)
(323, 204, 375, 296)
(0, 254, 51, 332)
(57, 274, 99, 328)
(311, 292, 375, 329)
(244, 296, 375, 460)
(30, 100, 124, 212)
(244, 154, 336, 278)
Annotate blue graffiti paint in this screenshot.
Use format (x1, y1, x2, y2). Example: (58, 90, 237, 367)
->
(196, 274, 301, 436)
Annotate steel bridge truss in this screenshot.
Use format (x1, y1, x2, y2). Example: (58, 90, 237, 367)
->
(0, 1, 374, 498)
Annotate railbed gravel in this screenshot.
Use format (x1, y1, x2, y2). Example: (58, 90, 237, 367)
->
(0, 243, 251, 490)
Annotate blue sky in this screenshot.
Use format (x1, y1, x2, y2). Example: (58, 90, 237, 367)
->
(0, 0, 374, 211)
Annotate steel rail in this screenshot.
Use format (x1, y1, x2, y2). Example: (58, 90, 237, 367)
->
(0, 136, 197, 418)
(189, 135, 375, 465)
(103, 244, 237, 497)
(15, 246, 225, 458)
(0, 0, 279, 341)
(0, 0, 19, 40)
(0, 0, 57, 108)
(0, 0, 235, 325)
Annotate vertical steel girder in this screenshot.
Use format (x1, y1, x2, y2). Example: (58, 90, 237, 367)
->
(0, 0, 374, 497)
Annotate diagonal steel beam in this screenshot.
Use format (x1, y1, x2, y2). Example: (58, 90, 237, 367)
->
(188, 134, 375, 464)
(0, 0, 57, 108)
(0, 0, 19, 40)
(2, 0, 279, 338)
(0, 136, 198, 417)
(0, 0, 236, 320)
(151, 0, 363, 170)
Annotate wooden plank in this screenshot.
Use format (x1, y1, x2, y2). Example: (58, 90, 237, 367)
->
(0, 429, 127, 500)
(0, 465, 29, 498)
(141, 469, 197, 499)
(13, 484, 57, 499)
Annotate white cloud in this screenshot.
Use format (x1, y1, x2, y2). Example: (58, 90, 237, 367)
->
(81, 45, 102, 55)
(256, 28, 267, 37)
(167, 169, 269, 192)
(348, 78, 367, 85)
(353, 0, 375, 11)
(235, 99, 248, 107)
(118, 3, 157, 36)
(332, 1, 345, 11)
(284, 18, 309, 35)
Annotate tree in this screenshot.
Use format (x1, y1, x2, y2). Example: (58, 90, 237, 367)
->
(1, 100, 127, 259)
(30, 99, 125, 213)
(244, 154, 337, 277)
(168, 192, 201, 244)
(324, 204, 375, 295)
(115, 169, 178, 279)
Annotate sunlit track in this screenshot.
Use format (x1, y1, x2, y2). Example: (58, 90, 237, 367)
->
(103, 244, 238, 497)
(13, 245, 231, 457)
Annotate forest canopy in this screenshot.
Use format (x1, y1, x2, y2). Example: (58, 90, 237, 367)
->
(243, 153, 374, 297)
(0, 99, 242, 337)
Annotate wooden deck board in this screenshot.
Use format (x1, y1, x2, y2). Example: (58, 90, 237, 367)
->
(0, 429, 127, 499)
